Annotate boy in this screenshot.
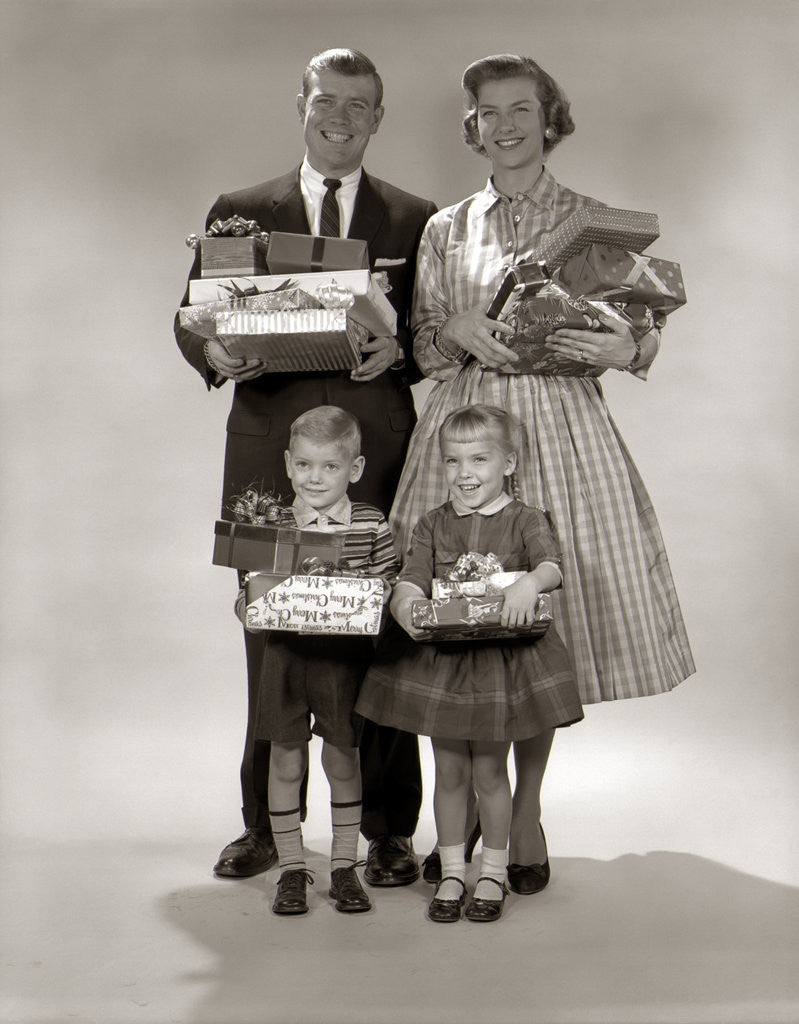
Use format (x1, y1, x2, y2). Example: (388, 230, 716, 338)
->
(236, 406, 400, 915)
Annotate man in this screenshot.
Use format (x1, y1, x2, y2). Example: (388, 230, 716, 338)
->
(174, 49, 436, 888)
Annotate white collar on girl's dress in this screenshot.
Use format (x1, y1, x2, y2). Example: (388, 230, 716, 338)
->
(450, 492, 514, 517)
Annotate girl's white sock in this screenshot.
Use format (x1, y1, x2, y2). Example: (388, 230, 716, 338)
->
(436, 842, 466, 902)
(474, 846, 508, 901)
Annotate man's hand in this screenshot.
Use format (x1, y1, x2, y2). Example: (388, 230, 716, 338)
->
(206, 338, 268, 382)
(350, 335, 398, 382)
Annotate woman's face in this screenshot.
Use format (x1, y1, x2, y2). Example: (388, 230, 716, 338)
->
(476, 76, 546, 175)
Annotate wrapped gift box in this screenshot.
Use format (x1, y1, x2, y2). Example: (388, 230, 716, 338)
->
(186, 269, 396, 337)
(499, 282, 637, 376)
(533, 206, 660, 270)
(555, 245, 686, 314)
(215, 308, 368, 369)
(213, 520, 344, 573)
(431, 570, 527, 599)
(411, 593, 553, 642)
(486, 261, 550, 320)
(243, 572, 384, 634)
(266, 231, 369, 274)
(178, 288, 318, 339)
(198, 236, 270, 278)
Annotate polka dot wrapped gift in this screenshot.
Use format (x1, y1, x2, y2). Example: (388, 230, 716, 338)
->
(555, 244, 687, 316)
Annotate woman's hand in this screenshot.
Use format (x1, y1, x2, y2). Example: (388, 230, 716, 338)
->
(499, 574, 543, 629)
(544, 309, 638, 370)
(439, 308, 518, 369)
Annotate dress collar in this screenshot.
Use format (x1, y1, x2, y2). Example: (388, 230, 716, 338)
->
(472, 166, 557, 217)
(450, 492, 514, 517)
(291, 494, 352, 529)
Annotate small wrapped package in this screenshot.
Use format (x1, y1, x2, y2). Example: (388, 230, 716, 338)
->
(431, 571, 527, 600)
(554, 245, 686, 315)
(411, 592, 553, 642)
(243, 572, 384, 634)
(498, 281, 637, 376)
(213, 520, 344, 573)
(178, 288, 319, 339)
(266, 231, 369, 273)
(186, 215, 271, 278)
(533, 206, 660, 270)
(215, 308, 369, 369)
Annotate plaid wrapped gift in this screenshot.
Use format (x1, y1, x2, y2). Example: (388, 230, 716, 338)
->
(213, 520, 344, 573)
(411, 592, 553, 642)
(555, 244, 686, 315)
(243, 572, 384, 634)
(198, 236, 270, 278)
(533, 206, 660, 270)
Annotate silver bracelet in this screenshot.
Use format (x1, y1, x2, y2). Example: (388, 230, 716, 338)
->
(621, 338, 642, 372)
(431, 322, 468, 364)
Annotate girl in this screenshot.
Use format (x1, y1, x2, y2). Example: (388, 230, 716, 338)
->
(355, 405, 583, 922)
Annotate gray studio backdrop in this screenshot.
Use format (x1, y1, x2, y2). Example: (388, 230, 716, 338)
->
(1, 0, 796, 885)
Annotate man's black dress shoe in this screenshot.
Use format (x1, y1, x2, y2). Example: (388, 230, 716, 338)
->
(329, 866, 372, 913)
(464, 877, 507, 923)
(213, 827, 278, 878)
(363, 835, 419, 886)
(272, 869, 314, 915)
(507, 825, 550, 895)
(427, 877, 466, 923)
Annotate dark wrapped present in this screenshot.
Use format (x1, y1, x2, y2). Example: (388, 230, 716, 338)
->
(186, 215, 271, 278)
(243, 572, 384, 634)
(554, 245, 686, 315)
(533, 206, 660, 270)
(213, 520, 344, 573)
(411, 593, 553, 642)
(266, 231, 369, 273)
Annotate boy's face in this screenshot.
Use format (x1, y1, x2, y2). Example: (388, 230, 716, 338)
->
(284, 437, 364, 514)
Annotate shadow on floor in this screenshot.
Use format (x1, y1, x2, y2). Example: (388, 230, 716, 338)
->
(158, 849, 799, 1024)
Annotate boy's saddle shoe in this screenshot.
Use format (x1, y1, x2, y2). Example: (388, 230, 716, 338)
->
(213, 827, 278, 878)
(363, 835, 419, 886)
(329, 866, 372, 913)
(272, 869, 314, 915)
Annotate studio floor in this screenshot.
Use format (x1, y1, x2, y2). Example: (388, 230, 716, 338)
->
(4, 730, 798, 1024)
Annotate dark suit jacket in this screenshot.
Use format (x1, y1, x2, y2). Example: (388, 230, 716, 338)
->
(174, 167, 437, 516)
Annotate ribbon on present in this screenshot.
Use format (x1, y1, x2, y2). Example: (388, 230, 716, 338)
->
(186, 215, 270, 249)
(316, 283, 355, 310)
(446, 552, 506, 581)
(227, 485, 291, 525)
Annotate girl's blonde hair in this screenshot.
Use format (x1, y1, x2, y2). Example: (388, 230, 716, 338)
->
(438, 404, 523, 497)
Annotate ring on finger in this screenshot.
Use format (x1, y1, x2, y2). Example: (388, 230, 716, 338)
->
(578, 349, 584, 360)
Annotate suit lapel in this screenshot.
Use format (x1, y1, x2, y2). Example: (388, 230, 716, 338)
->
(348, 171, 386, 250)
(272, 168, 312, 233)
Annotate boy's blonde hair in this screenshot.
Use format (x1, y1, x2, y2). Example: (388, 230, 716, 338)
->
(289, 405, 362, 460)
(438, 404, 522, 458)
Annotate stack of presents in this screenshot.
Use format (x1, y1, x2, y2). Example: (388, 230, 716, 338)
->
(180, 205, 685, 639)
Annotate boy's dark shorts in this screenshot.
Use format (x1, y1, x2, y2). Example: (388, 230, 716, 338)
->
(255, 632, 373, 748)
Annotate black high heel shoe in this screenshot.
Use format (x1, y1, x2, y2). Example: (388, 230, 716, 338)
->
(427, 877, 466, 923)
(464, 877, 507, 923)
(421, 820, 482, 884)
(507, 824, 550, 895)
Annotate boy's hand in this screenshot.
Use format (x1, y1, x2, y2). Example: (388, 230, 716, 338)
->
(499, 575, 542, 629)
(234, 590, 261, 634)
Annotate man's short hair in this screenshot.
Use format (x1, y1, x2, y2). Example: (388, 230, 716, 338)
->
(289, 405, 362, 460)
(301, 48, 383, 107)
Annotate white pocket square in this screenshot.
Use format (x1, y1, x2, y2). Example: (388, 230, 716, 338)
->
(374, 257, 406, 267)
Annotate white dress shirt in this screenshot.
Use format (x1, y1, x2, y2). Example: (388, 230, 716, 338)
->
(299, 158, 361, 237)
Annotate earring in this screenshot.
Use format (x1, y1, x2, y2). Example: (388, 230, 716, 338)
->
(544, 126, 557, 141)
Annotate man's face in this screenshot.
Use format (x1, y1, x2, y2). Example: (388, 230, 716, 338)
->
(297, 69, 384, 177)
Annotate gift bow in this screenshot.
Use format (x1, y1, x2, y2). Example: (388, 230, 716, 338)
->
(446, 552, 505, 581)
(186, 215, 270, 249)
(228, 486, 289, 525)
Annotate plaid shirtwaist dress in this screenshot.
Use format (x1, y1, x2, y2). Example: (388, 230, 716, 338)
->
(390, 171, 696, 705)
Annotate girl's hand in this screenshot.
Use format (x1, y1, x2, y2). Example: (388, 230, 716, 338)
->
(544, 309, 638, 370)
(440, 307, 518, 369)
(500, 574, 543, 629)
(391, 595, 425, 637)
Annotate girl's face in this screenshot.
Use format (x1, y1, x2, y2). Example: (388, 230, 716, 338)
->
(441, 437, 517, 510)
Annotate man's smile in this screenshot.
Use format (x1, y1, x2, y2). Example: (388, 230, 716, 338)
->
(321, 130, 354, 143)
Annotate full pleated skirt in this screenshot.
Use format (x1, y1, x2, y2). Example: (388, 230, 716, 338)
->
(390, 367, 696, 704)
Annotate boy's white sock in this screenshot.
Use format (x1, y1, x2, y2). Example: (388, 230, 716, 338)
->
(436, 842, 466, 902)
(330, 799, 361, 871)
(474, 846, 508, 900)
(269, 807, 306, 872)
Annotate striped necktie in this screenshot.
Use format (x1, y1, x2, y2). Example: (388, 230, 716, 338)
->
(320, 178, 342, 237)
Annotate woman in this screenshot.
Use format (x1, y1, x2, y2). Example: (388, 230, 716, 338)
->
(390, 54, 695, 892)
